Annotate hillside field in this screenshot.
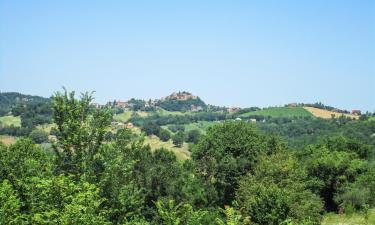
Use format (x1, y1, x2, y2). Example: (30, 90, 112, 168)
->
(0, 135, 17, 145)
(113, 111, 133, 122)
(0, 115, 21, 127)
(240, 107, 313, 118)
(304, 106, 358, 119)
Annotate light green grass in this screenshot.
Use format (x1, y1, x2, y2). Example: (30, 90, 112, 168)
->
(143, 135, 190, 161)
(369, 117, 375, 121)
(155, 108, 185, 116)
(0, 115, 21, 127)
(322, 209, 375, 225)
(113, 111, 133, 122)
(240, 107, 312, 118)
(129, 126, 190, 161)
(183, 121, 218, 134)
(36, 123, 55, 133)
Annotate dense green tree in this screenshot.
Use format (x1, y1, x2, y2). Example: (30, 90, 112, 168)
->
(172, 131, 185, 147)
(236, 151, 323, 225)
(186, 129, 201, 144)
(141, 122, 161, 136)
(29, 129, 49, 144)
(159, 128, 171, 142)
(300, 139, 367, 211)
(28, 175, 110, 224)
(0, 179, 23, 224)
(192, 121, 283, 205)
(52, 89, 112, 175)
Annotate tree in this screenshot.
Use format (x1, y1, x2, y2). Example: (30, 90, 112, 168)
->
(236, 151, 323, 225)
(186, 129, 201, 144)
(300, 139, 367, 211)
(52, 89, 112, 175)
(0, 180, 23, 224)
(192, 121, 283, 205)
(28, 175, 110, 224)
(159, 128, 171, 142)
(172, 131, 185, 147)
(29, 129, 49, 144)
(141, 122, 161, 136)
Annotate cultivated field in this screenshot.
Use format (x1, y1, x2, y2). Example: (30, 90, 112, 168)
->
(0, 135, 17, 145)
(240, 107, 313, 118)
(303, 107, 359, 119)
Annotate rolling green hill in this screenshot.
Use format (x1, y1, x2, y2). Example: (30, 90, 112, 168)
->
(240, 107, 313, 118)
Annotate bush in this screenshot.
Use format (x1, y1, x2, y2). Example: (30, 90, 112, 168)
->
(159, 128, 171, 142)
(186, 129, 201, 144)
(141, 122, 161, 136)
(29, 129, 49, 144)
(172, 131, 185, 147)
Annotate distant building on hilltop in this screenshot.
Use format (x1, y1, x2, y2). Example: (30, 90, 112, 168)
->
(228, 107, 241, 113)
(352, 110, 361, 115)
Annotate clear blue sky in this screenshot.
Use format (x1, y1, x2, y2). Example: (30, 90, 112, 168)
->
(1, 0, 374, 111)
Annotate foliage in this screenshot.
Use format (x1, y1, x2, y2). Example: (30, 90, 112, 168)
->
(172, 131, 185, 147)
(52, 89, 112, 175)
(142, 122, 161, 136)
(0, 179, 23, 224)
(299, 137, 368, 211)
(159, 128, 171, 142)
(236, 151, 323, 225)
(193, 121, 283, 205)
(215, 206, 250, 225)
(186, 129, 201, 144)
(29, 129, 49, 144)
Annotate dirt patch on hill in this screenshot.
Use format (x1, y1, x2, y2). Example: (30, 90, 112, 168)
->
(303, 107, 358, 119)
(0, 135, 17, 145)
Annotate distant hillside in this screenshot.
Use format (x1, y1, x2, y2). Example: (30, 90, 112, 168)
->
(157, 91, 207, 112)
(0, 92, 50, 116)
(240, 107, 313, 118)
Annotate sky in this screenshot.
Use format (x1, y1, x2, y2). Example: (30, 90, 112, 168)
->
(0, 0, 374, 111)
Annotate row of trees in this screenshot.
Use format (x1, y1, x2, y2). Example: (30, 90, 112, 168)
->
(0, 90, 374, 224)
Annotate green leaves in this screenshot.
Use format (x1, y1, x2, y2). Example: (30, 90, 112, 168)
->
(52, 89, 112, 175)
(192, 121, 281, 205)
(0, 180, 23, 224)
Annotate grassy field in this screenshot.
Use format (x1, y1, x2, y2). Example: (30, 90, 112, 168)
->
(322, 209, 375, 225)
(155, 108, 185, 116)
(143, 135, 190, 161)
(240, 107, 312, 118)
(0, 115, 21, 127)
(129, 126, 190, 160)
(113, 111, 133, 122)
(304, 107, 358, 120)
(36, 123, 55, 133)
(183, 121, 218, 134)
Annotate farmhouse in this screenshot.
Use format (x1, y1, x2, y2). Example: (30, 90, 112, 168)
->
(352, 110, 361, 115)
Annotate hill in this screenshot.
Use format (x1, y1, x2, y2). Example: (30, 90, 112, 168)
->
(240, 106, 313, 118)
(157, 91, 207, 112)
(0, 92, 50, 116)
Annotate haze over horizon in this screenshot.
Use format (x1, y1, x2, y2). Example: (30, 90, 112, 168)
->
(1, 0, 374, 111)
